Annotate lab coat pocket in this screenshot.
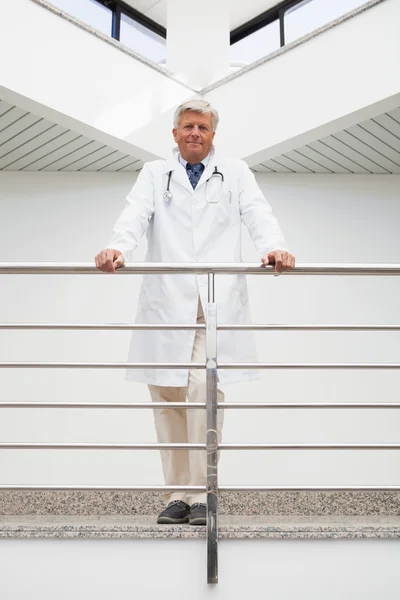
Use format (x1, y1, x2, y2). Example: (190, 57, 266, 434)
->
(226, 191, 240, 225)
(139, 274, 162, 311)
(213, 191, 239, 226)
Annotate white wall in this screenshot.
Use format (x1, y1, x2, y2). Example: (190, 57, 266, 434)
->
(0, 171, 400, 488)
(1, 538, 400, 600)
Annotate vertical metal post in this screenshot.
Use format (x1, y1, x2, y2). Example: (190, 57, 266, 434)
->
(111, 4, 121, 40)
(279, 7, 285, 47)
(206, 272, 218, 584)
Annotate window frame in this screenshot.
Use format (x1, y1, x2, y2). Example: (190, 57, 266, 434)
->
(94, 0, 166, 41)
(93, 0, 360, 62)
(230, 0, 316, 49)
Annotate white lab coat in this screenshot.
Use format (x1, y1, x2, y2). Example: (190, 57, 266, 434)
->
(107, 147, 287, 386)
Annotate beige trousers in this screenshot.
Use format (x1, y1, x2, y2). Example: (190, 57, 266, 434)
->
(148, 298, 225, 506)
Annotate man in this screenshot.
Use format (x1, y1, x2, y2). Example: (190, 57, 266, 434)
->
(95, 99, 295, 525)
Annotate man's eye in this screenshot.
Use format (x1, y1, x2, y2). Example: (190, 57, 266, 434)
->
(184, 125, 192, 129)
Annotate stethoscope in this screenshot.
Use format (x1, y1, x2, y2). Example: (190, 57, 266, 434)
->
(163, 166, 225, 203)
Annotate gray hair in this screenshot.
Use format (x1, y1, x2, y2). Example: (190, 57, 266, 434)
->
(173, 100, 219, 132)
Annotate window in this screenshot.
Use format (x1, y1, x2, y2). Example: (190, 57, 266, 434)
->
(230, 19, 280, 65)
(284, 0, 369, 45)
(120, 13, 166, 64)
(49, 0, 112, 36)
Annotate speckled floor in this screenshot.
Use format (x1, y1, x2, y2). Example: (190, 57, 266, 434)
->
(1, 515, 399, 539)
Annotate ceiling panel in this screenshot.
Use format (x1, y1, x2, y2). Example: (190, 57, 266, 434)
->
(41, 140, 106, 171)
(0, 113, 42, 146)
(286, 148, 333, 173)
(251, 163, 275, 173)
(360, 120, 400, 153)
(0, 100, 143, 172)
(2, 101, 399, 176)
(263, 158, 295, 173)
(145, 1, 166, 26)
(0, 101, 14, 118)
(307, 140, 369, 174)
(252, 108, 400, 174)
(274, 154, 314, 173)
(345, 124, 400, 170)
(373, 114, 400, 141)
(62, 146, 118, 171)
(333, 130, 400, 173)
(118, 160, 144, 171)
(23, 136, 94, 171)
(0, 120, 58, 164)
(123, 0, 160, 11)
(0, 107, 29, 136)
(100, 155, 141, 171)
(79, 150, 129, 171)
(1, 126, 72, 170)
(388, 107, 400, 122)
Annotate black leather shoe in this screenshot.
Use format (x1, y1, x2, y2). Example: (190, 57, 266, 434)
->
(189, 502, 207, 525)
(157, 500, 191, 524)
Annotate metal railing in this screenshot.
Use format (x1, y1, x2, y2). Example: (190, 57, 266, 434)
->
(1, 262, 400, 584)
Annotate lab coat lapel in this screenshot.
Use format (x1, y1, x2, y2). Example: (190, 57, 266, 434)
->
(196, 150, 223, 190)
(163, 147, 224, 194)
(163, 156, 193, 195)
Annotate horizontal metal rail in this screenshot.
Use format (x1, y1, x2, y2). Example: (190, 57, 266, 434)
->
(1, 262, 400, 275)
(1, 443, 399, 450)
(1, 323, 399, 331)
(0, 402, 208, 409)
(0, 362, 203, 369)
(221, 402, 400, 409)
(218, 324, 400, 331)
(0, 443, 206, 450)
(0, 485, 205, 492)
(218, 485, 400, 492)
(0, 323, 205, 330)
(1, 402, 400, 409)
(219, 363, 400, 369)
(1, 362, 400, 369)
(221, 444, 400, 450)
(0, 485, 399, 492)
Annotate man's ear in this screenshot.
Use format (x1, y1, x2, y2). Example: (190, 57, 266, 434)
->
(172, 128, 178, 143)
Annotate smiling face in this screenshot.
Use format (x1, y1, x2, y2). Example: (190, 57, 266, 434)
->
(173, 110, 215, 164)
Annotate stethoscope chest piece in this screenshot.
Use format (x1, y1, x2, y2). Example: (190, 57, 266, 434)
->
(163, 191, 172, 202)
(163, 170, 173, 201)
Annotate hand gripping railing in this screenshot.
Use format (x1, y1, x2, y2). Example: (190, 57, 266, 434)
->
(1, 262, 400, 584)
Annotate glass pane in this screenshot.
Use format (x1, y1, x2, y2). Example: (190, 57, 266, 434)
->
(49, 0, 112, 36)
(230, 19, 280, 66)
(120, 13, 166, 64)
(284, 0, 369, 45)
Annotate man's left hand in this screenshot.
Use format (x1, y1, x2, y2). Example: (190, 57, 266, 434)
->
(261, 250, 295, 273)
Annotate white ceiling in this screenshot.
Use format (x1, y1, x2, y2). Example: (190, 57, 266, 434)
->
(123, 0, 280, 31)
(252, 108, 400, 174)
(0, 100, 143, 172)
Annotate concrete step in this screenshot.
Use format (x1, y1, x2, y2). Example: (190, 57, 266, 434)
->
(1, 515, 399, 539)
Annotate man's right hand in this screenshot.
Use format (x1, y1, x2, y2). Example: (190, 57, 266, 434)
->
(95, 248, 125, 273)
